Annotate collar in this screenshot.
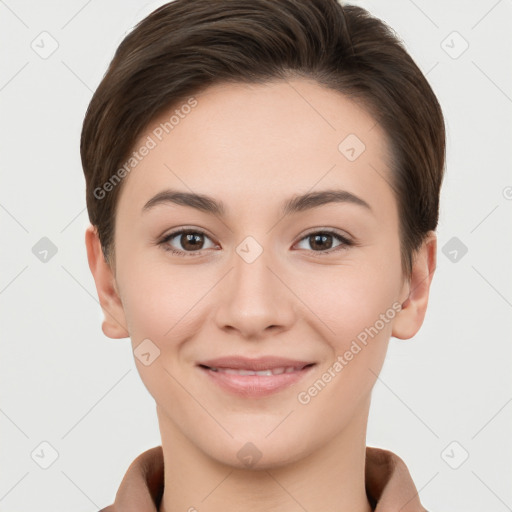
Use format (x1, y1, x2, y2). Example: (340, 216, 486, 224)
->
(99, 445, 427, 512)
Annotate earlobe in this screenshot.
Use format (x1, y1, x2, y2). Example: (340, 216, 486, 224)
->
(392, 232, 437, 340)
(85, 225, 130, 339)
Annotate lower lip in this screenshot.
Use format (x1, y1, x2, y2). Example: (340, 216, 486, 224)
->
(198, 365, 315, 398)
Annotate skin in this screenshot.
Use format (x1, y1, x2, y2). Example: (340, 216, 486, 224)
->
(85, 78, 436, 512)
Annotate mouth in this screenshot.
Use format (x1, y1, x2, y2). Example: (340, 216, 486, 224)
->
(197, 356, 316, 397)
(204, 365, 311, 375)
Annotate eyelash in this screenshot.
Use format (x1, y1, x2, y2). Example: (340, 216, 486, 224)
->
(157, 228, 354, 257)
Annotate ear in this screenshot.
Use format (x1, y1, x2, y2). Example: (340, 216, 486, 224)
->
(85, 224, 129, 339)
(392, 231, 437, 340)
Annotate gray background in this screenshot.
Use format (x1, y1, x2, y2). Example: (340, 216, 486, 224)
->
(1, 0, 511, 510)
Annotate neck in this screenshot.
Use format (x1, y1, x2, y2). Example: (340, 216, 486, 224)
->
(157, 402, 373, 512)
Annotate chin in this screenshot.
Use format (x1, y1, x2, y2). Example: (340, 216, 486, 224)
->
(198, 424, 317, 470)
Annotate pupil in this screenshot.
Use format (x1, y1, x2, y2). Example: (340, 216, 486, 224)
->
(311, 234, 332, 250)
(182, 233, 202, 250)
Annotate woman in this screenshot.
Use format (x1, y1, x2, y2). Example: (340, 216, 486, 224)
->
(81, 0, 445, 510)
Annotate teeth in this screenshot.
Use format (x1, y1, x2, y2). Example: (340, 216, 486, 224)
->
(208, 366, 303, 375)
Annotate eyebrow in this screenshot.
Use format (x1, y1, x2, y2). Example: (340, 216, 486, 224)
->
(142, 188, 372, 217)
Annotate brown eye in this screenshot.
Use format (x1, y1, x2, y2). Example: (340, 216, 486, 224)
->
(179, 232, 204, 251)
(295, 230, 353, 253)
(159, 229, 216, 254)
(308, 233, 334, 250)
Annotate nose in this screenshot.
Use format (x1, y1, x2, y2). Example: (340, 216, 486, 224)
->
(213, 241, 297, 340)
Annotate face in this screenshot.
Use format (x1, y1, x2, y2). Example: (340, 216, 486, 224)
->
(90, 78, 432, 469)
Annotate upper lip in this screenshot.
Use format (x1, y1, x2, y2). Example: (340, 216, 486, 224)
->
(198, 356, 315, 371)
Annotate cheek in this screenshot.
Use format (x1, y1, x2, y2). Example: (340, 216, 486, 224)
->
(298, 259, 401, 346)
(291, 256, 401, 408)
(118, 258, 211, 343)
(293, 267, 398, 431)
(116, 263, 208, 411)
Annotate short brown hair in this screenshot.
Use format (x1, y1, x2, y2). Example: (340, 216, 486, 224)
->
(80, 0, 445, 278)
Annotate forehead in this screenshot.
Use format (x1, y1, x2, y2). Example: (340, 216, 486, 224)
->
(116, 79, 395, 221)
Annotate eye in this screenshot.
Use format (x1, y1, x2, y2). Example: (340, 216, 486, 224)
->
(158, 228, 217, 256)
(295, 230, 353, 254)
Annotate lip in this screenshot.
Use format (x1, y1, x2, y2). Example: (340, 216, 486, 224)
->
(197, 356, 316, 398)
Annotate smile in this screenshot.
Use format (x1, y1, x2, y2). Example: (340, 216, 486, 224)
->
(197, 356, 316, 397)
(206, 366, 307, 376)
